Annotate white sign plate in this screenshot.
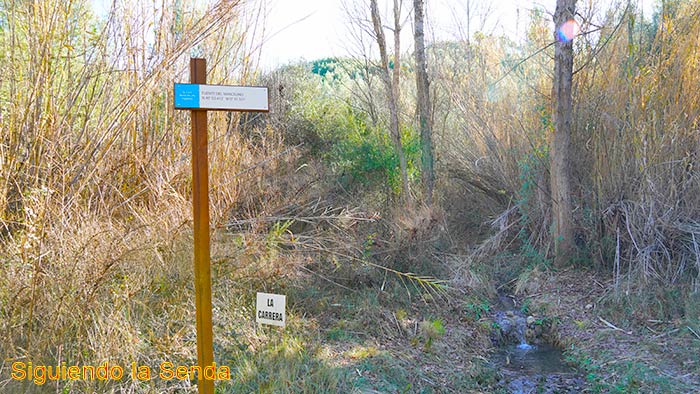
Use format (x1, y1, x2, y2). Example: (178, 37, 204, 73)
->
(256, 292, 286, 327)
(174, 83, 269, 111)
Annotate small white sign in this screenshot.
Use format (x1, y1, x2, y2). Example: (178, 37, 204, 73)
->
(256, 292, 286, 327)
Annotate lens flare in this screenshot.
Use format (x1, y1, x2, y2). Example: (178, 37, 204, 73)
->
(557, 19, 580, 43)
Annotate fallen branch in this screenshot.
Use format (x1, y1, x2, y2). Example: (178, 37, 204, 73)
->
(644, 325, 658, 334)
(299, 266, 355, 292)
(226, 214, 377, 227)
(652, 328, 679, 340)
(598, 316, 632, 334)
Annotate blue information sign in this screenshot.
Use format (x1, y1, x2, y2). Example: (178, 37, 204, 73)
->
(174, 84, 201, 109)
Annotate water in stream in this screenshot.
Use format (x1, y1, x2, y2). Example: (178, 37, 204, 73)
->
(491, 295, 585, 393)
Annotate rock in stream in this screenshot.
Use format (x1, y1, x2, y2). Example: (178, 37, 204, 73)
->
(490, 295, 585, 393)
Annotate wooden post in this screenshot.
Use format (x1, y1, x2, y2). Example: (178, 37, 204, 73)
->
(174, 57, 268, 393)
(190, 57, 215, 394)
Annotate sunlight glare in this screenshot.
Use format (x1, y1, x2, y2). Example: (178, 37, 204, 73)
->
(556, 19, 580, 43)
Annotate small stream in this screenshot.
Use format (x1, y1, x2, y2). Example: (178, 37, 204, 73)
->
(490, 294, 585, 393)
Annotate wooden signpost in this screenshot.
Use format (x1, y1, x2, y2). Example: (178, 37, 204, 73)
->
(175, 58, 269, 394)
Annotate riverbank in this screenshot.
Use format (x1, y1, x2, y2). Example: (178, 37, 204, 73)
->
(511, 267, 700, 393)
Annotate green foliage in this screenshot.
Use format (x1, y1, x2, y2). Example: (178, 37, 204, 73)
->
(324, 110, 420, 194)
(564, 344, 691, 394)
(464, 298, 491, 321)
(686, 292, 700, 330)
(268, 220, 293, 243)
(347, 345, 380, 359)
(395, 308, 408, 320)
(270, 59, 422, 197)
(224, 335, 347, 393)
(264, 220, 294, 261)
(519, 240, 550, 269)
(430, 318, 446, 335)
(311, 57, 340, 79)
(353, 351, 411, 393)
(330, 115, 400, 188)
(520, 298, 531, 315)
(589, 361, 679, 394)
(534, 315, 559, 327)
(310, 57, 368, 80)
(326, 326, 351, 341)
(420, 318, 446, 350)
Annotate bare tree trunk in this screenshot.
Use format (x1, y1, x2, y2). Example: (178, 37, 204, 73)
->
(392, 0, 401, 102)
(551, 0, 576, 266)
(370, 0, 411, 204)
(413, 0, 434, 206)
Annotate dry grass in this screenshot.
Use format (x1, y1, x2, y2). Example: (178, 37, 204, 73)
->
(0, 0, 287, 391)
(438, 2, 700, 306)
(576, 1, 700, 293)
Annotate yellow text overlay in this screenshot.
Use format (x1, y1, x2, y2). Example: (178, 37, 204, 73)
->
(11, 361, 231, 385)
